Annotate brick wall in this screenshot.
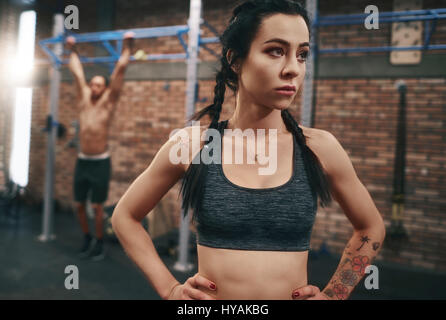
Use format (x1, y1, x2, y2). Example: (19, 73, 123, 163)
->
(313, 0, 446, 272)
(23, 0, 446, 272)
(311, 78, 446, 271)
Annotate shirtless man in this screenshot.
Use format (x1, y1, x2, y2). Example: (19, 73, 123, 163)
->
(66, 32, 134, 261)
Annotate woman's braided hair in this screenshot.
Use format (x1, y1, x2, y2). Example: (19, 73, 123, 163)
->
(180, 0, 332, 221)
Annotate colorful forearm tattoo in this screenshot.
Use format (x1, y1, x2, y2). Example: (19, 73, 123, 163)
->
(322, 233, 381, 300)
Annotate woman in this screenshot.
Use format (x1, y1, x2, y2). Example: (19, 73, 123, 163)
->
(112, 0, 386, 300)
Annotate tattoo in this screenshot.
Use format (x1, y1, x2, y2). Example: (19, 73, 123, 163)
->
(340, 270, 358, 286)
(352, 255, 371, 275)
(356, 235, 371, 251)
(333, 283, 349, 300)
(324, 289, 334, 298)
(341, 258, 351, 267)
(326, 237, 377, 300)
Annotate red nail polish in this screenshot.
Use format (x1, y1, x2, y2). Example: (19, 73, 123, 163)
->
(209, 283, 216, 290)
(293, 292, 299, 298)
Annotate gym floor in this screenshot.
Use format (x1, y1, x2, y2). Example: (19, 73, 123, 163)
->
(1, 203, 445, 300)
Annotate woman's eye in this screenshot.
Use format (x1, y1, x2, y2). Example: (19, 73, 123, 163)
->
(268, 48, 284, 56)
(298, 51, 309, 61)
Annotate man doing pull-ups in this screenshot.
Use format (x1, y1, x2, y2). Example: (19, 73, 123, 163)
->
(66, 32, 134, 261)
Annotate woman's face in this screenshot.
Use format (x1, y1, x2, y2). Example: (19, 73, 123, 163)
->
(237, 13, 310, 111)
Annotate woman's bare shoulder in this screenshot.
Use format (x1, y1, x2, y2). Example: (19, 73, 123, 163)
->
(297, 124, 328, 141)
(299, 125, 350, 173)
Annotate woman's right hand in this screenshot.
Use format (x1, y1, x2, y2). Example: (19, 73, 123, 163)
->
(167, 273, 217, 300)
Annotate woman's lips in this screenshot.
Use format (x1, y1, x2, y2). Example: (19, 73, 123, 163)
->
(275, 89, 295, 96)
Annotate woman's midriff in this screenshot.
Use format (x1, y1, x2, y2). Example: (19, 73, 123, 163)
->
(197, 244, 308, 300)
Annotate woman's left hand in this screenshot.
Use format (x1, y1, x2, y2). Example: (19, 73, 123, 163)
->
(291, 285, 333, 300)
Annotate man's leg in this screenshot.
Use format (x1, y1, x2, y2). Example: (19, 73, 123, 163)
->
(76, 202, 94, 258)
(88, 203, 106, 261)
(74, 158, 93, 258)
(76, 202, 89, 234)
(92, 203, 104, 240)
(88, 158, 111, 261)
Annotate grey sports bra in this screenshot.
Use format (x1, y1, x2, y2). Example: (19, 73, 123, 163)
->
(195, 119, 318, 251)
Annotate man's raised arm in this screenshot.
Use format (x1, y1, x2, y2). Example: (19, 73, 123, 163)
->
(66, 36, 88, 98)
(108, 32, 135, 103)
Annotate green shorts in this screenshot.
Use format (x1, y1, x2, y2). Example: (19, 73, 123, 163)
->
(74, 157, 111, 204)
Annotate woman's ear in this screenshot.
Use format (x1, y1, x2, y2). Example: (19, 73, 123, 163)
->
(226, 49, 234, 65)
(226, 49, 240, 73)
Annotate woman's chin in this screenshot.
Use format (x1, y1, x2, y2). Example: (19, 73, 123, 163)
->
(271, 104, 292, 111)
(259, 99, 293, 112)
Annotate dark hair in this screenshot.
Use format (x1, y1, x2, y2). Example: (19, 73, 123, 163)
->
(180, 0, 332, 221)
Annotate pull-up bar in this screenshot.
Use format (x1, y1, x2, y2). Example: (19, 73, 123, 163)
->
(318, 8, 446, 24)
(315, 8, 446, 54)
(39, 21, 221, 67)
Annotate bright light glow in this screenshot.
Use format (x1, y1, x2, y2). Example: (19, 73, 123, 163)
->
(9, 10, 36, 187)
(10, 88, 33, 187)
(15, 10, 36, 80)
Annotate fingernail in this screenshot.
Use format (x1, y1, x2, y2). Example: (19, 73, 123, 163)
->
(209, 283, 216, 290)
(292, 291, 299, 298)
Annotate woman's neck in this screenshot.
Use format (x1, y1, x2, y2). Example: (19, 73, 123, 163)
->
(228, 94, 288, 134)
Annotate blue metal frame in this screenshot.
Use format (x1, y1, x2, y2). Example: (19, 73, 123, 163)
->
(39, 23, 221, 68)
(39, 9, 446, 65)
(198, 20, 221, 58)
(314, 8, 446, 54)
(318, 9, 446, 23)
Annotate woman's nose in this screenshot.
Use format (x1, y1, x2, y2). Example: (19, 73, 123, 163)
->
(282, 57, 300, 78)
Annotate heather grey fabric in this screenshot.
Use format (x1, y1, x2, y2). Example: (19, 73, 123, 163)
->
(195, 120, 318, 251)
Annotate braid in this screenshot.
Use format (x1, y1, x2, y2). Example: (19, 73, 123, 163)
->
(190, 55, 228, 126)
(281, 109, 332, 208)
(180, 58, 228, 220)
(209, 68, 226, 128)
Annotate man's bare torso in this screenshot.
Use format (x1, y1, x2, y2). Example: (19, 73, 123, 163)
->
(78, 89, 114, 155)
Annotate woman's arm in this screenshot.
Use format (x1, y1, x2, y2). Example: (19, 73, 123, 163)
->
(292, 130, 386, 300)
(111, 134, 183, 299)
(111, 127, 210, 299)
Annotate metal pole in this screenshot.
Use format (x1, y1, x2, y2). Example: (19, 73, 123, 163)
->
(173, 0, 202, 272)
(38, 13, 64, 242)
(301, 0, 318, 127)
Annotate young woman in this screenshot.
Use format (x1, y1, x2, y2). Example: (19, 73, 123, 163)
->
(112, 0, 385, 300)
